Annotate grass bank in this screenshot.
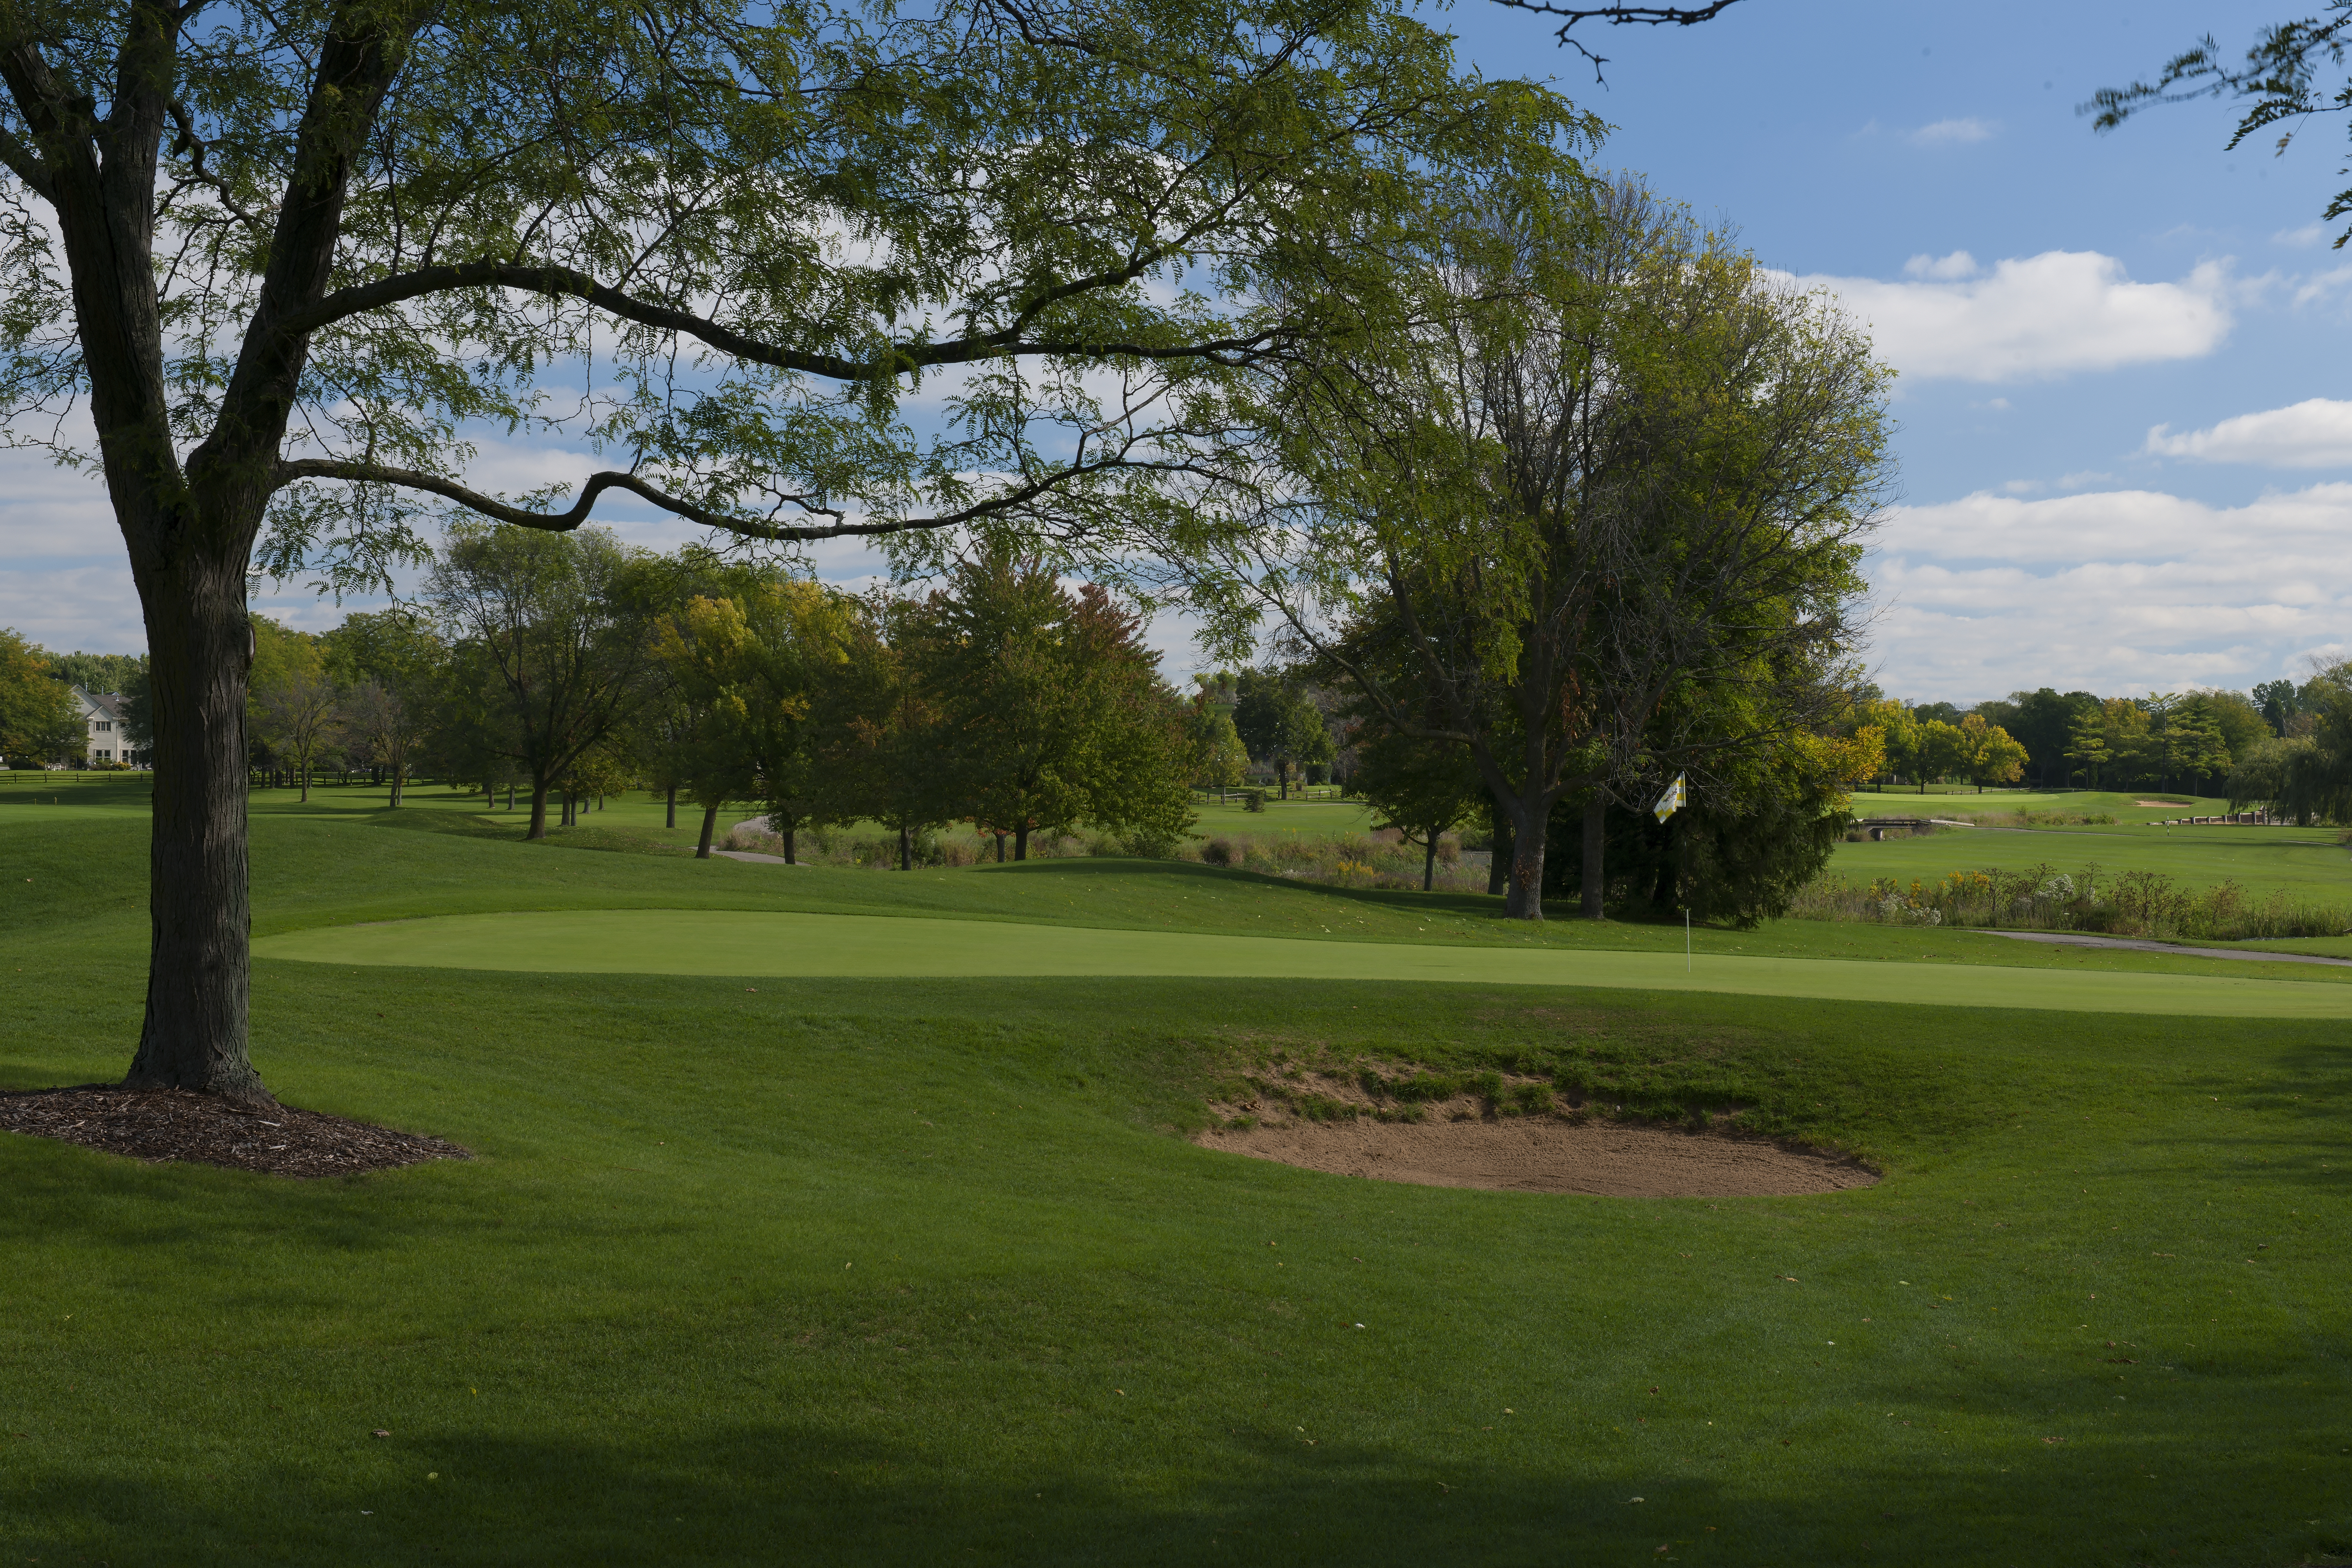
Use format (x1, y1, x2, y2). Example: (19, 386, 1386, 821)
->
(1, 798, 2347, 1565)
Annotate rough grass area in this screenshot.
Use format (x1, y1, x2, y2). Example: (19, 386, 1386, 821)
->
(1200, 1008, 1884, 1154)
(2, 800, 2348, 1565)
(1792, 865, 2352, 942)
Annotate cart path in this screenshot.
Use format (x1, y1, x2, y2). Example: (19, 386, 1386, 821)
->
(1974, 929, 2352, 967)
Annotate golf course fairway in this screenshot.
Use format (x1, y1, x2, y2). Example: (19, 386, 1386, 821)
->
(257, 906, 2352, 1016)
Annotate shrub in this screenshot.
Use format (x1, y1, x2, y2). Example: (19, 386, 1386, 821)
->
(1242, 789, 1268, 813)
(1199, 836, 1243, 867)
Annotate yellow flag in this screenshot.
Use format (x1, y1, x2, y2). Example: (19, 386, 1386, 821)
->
(1653, 774, 1686, 824)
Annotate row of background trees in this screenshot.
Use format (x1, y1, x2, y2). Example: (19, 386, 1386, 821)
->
(1839, 683, 2301, 796)
(7, 532, 1225, 866)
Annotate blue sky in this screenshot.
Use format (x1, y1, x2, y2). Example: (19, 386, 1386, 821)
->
(6, 0, 2350, 703)
(1453, 0, 2352, 701)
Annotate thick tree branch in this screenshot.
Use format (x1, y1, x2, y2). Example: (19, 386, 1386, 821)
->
(277, 443, 1220, 544)
(0, 14, 98, 185)
(0, 118, 52, 198)
(283, 259, 1286, 381)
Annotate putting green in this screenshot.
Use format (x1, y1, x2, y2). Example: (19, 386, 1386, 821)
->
(255, 908, 2352, 1017)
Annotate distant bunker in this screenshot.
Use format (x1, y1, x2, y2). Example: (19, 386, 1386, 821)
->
(1195, 1072, 1877, 1198)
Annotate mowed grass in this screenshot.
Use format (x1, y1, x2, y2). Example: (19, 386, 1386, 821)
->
(258, 907, 2352, 1016)
(0, 806, 2348, 1565)
(1848, 788, 2216, 824)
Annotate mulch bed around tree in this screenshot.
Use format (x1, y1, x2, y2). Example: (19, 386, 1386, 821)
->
(0, 1085, 471, 1178)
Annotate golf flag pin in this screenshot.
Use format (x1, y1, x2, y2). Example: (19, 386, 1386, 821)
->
(1653, 773, 1686, 824)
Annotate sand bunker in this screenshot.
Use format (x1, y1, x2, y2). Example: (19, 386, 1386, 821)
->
(1198, 1116, 1875, 1197)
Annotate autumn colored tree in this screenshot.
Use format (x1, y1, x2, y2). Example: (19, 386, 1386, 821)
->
(0, 630, 83, 767)
(1959, 714, 2029, 791)
(652, 597, 767, 858)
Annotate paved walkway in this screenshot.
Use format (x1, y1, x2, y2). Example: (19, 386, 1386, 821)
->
(1977, 929, 2352, 968)
(710, 849, 807, 866)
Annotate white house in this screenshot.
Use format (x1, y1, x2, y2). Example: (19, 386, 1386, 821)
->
(72, 686, 143, 767)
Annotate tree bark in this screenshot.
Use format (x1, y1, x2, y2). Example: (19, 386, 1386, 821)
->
(898, 823, 912, 870)
(1580, 794, 1606, 920)
(1014, 822, 1029, 861)
(1505, 798, 1547, 920)
(1423, 833, 1436, 892)
(1486, 808, 1512, 898)
(121, 558, 272, 1104)
(527, 776, 551, 838)
(665, 784, 677, 830)
(696, 803, 719, 858)
(782, 826, 797, 865)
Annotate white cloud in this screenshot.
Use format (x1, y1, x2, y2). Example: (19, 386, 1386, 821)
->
(1791, 252, 2235, 383)
(2274, 222, 2330, 248)
(1909, 118, 1996, 147)
(1868, 482, 2352, 699)
(1904, 250, 1979, 281)
(2144, 398, 2352, 468)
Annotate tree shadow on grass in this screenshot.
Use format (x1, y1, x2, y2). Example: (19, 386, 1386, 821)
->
(11, 1410, 2343, 1568)
(976, 857, 1509, 922)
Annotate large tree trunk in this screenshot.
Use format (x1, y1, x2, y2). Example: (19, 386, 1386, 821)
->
(665, 784, 677, 830)
(696, 803, 719, 858)
(1497, 784, 1549, 920)
(782, 826, 797, 865)
(1580, 795, 1606, 920)
(898, 823, 912, 870)
(527, 775, 552, 838)
(1014, 822, 1030, 861)
(121, 555, 273, 1105)
(1423, 833, 1436, 892)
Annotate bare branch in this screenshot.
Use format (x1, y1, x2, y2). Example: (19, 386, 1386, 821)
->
(1484, 0, 1745, 77)
(164, 97, 265, 232)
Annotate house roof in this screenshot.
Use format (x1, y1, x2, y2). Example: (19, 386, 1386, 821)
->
(73, 686, 126, 721)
